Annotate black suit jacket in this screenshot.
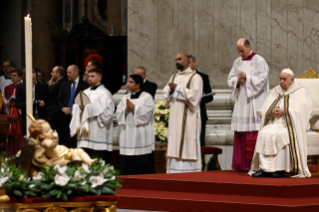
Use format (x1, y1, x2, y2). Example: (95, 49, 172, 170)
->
(47, 78, 66, 122)
(142, 80, 158, 99)
(57, 79, 90, 124)
(16, 82, 51, 135)
(196, 70, 213, 121)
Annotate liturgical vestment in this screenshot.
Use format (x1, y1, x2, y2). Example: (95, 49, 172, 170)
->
(227, 52, 269, 171)
(70, 85, 114, 151)
(116, 90, 155, 175)
(163, 67, 203, 173)
(248, 82, 312, 178)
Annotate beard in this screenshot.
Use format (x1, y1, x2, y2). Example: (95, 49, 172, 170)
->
(175, 63, 185, 70)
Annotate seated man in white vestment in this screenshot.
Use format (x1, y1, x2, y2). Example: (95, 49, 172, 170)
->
(70, 68, 114, 163)
(249, 69, 313, 178)
(163, 52, 203, 173)
(116, 74, 155, 175)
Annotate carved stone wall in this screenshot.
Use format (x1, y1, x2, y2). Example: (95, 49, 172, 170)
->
(128, 0, 319, 89)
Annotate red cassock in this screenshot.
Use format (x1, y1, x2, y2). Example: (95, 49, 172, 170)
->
(4, 82, 23, 135)
(4, 82, 23, 156)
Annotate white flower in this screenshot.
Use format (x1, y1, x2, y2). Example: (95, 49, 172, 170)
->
(99, 160, 105, 166)
(74, 170, 86, 181)
(89, 174, 109, 188)
(54, 164, 67, 175)
(19, 175, 25, 181)
(0, 176, 9, 187)
(29, 184, 35, 188)
(54, 174, 70, 186)
(33, 173, 43, 180)
(80, 181, 86, 185)
(0, 167, 4, 174)
(82, 164, 90, 173)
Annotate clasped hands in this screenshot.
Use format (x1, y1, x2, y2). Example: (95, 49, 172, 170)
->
(168, 83, 177, 92)
(237, 71, 246, 86)
(272, 108, 284, 118)
(126, 99, 135, 113)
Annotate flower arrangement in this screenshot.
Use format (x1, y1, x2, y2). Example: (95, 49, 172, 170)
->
(154, 100, 169, 143)
(0, 157, 121, 201)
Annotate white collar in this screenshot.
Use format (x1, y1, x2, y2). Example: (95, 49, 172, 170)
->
(178, 67, 193, 74)
(143, 78, 147, 83)
(74, 77, 79, 84)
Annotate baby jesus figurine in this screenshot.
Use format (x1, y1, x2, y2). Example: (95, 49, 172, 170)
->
(29, 119, 97, 166)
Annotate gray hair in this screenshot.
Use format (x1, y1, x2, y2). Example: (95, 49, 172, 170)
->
(135, 66, 146, 74)
(188, 55, 196, 62)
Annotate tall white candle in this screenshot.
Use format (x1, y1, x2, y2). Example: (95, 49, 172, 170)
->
(24, 14, 33, 137)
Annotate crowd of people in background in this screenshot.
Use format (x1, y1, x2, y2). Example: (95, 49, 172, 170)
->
(0, 51, 214, 175)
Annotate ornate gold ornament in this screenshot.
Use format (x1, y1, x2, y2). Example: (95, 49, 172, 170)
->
(296, 68, 319, 79)
(0, 189, 10, 203)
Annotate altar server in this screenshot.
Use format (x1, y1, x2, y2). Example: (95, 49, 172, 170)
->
(227, 38, 269, 171)
(249, 69, 312, 178)
(70, 68, 114, 163)
(116, 74, 155, 175)
(163, 52, 203, 173)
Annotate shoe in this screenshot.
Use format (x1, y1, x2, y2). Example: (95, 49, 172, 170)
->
(252, 170, 265, 177)
(272, 171, 285, 178)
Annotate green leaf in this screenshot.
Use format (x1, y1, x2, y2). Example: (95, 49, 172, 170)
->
(49, 189, 58, 196)
(101, 186, 115, 194)
(66, 183, 76, 188)
(96, 188, 101, 196)
(24, 191, 37, 197)
(13, 190, 22, 197)
(66, 189, 73, 196)
(89, 187, 97, 194)
(61, 193, 68, 201)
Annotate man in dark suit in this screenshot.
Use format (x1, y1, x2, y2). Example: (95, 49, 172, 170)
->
(16, 70, 51, 136)
(57, 65, 90, 148)
(134, 66, 157, 99)
(47, 66, 65, 130)
(188, 55, 213, 146)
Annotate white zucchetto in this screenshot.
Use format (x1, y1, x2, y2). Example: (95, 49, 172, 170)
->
(281, 68, 294, 77)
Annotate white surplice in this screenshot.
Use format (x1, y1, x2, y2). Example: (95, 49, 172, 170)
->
(163, 67, 203, 173)
(249, 82, 313, 178)
(116, 91, 155, 155)
(1, 78, 12, 104)
(70, 85, 114, 151)
(228, 54, 269, 131)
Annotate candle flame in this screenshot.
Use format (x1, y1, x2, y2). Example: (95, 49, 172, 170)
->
(27, 14, 30, 18)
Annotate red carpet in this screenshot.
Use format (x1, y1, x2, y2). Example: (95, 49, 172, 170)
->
(117, 170, 319, 212)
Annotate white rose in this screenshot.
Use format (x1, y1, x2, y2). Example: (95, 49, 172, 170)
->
(54, 164, 67, 175)
(89, 174, 109, 188)
(0, 176, 9, 187)
(54, 174, 70, 186)
(82, 164, 90, 173)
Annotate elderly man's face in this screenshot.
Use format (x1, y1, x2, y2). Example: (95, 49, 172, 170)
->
(134, 69, 146, 80)
(280, 72, 294, 91)
(67, 67, 78, 81)
(236, 44, 251, 59)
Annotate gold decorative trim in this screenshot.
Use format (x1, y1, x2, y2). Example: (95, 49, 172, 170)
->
(1, 201, 117, 211)
(0, 194, 10, 202)
(296, 68, 319, 78)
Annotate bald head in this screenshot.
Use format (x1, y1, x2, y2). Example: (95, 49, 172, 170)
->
(236, 38, 251, 59)
(67, 65, 79, 81)
(175, 52, 189, 71)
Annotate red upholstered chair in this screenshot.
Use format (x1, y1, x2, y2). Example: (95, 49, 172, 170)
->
(0, 117, 10, 157)
(201, 146, 222, 171)
(0, 115, 19, 155)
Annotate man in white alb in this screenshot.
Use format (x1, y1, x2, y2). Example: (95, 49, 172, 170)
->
(70, 68, 114, 163)
(163, 52, 203, 173)
(228, 38, 269, 171)
(249, 69, 312, 178)
(116, 74, 155, 175)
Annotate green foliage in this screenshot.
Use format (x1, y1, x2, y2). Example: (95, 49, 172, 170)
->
(0, 157, 121, 201)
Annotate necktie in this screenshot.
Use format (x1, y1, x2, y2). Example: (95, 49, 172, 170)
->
(68, 81, 76, 109)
